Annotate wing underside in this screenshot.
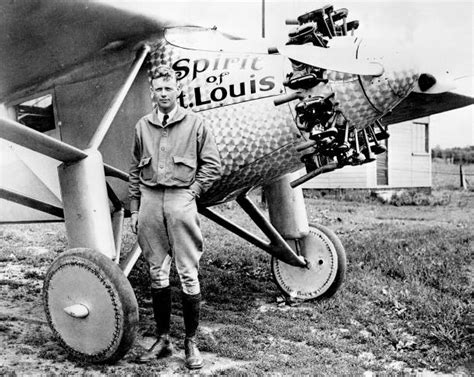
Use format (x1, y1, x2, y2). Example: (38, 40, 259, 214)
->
(0, 0, 173, 102)
(383, 91, 474, 125)
(0, 0, 167, 222)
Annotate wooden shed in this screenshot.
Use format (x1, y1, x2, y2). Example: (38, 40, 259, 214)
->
(303, 118, 431, 190)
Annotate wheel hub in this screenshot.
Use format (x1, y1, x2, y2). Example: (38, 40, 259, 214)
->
(272, 224, 346, 300)
(43, 248, 138, 363)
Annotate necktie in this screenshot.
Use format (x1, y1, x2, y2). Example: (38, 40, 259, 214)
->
(162, 114, 169, 127)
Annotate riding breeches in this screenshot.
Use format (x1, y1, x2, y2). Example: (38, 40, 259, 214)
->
(137, 185, 203, 295)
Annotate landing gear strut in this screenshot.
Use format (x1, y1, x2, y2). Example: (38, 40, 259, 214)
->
(265, 173, 346, 300)
(201, 173, 347, 301)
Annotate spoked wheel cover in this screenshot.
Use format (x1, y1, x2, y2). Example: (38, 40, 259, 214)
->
(272, 225, 346, 300)
(43, 248, 138, 363)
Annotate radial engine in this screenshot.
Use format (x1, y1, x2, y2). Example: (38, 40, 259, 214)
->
(276, 5, 418, 187)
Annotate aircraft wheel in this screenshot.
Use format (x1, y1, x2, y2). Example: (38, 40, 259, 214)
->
(43, 248, 138, 363)
(272, 224, 346, 300)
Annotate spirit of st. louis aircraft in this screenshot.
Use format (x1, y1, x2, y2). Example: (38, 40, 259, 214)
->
(1, 0, 473, 364)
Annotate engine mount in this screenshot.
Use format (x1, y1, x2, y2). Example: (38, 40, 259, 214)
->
(280, 4, 390, 188)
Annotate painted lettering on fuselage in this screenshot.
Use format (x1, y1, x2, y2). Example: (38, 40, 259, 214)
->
(149, 46, 284, 111)
(173, 56, 264, 81)
(172, 55, 279, 109)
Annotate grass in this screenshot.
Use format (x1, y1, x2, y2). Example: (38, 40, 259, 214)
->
(432, 160, 474, 190)
(0, 184, 472, 374)
(127, 189, 472, 373)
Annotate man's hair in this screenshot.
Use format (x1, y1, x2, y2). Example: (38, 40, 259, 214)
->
(154, 64, 177, 82)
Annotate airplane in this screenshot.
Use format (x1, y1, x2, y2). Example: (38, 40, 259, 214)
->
(1, 0, 473, 364)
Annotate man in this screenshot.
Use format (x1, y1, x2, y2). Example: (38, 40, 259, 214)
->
(129, 65, 222, 369)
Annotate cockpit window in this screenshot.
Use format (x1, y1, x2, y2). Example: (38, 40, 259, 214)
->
(15, 94, 55, 133)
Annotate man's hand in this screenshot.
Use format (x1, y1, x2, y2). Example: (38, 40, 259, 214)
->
(131, 213, 139, 234)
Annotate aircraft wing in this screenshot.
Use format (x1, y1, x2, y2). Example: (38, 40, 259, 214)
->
(383, 91, 474, 125)
(0, 0, 177, 102)
(0, 0, 176, 222)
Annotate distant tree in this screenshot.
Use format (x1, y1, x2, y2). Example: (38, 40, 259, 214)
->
(432, 145, 442, 159)
(431, 146, 474, 164)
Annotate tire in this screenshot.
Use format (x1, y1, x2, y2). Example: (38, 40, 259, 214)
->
(271, 224, 346, 300)
(309, 223, 346, 299)
(43, 248, 139, 363)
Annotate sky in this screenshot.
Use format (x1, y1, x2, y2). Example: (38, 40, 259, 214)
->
(109, 0, 473, 147)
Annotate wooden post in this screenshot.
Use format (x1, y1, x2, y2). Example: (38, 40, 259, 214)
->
(460, 164, 467, 189)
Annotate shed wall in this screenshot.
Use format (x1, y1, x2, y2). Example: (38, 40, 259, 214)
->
(302, 119, 431, 189)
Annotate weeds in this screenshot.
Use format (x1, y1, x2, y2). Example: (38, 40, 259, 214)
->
(0, 189, 472, 374)
(387, 190, 451, 206)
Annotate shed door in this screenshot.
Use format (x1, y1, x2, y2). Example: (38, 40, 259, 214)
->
(376, 139, 388, 186)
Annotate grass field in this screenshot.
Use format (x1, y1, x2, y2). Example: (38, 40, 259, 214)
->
(432, 160, 474, 190)
(0, 166, 472, 374)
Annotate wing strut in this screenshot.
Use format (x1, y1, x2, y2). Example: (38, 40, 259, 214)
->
(0, 117, 87, 162)
(1, 115, 130, 180)
(88, 45, 150, 150)
(0, 187, 64, 219)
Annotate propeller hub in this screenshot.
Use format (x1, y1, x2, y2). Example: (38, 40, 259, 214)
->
(417, 73, 437, 92)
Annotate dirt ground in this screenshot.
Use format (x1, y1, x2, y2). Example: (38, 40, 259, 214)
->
(0, 264, 468, 376)
(0, 189, 472, 374)
(0, 259, 249, 374)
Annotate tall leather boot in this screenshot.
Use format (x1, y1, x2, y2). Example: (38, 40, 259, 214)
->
(182, 292, 203, 369)
(139, 286, 173, 363)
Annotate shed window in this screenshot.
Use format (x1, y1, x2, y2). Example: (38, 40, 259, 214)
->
(14, 94, 55, 133)
(412, 122, 429, 154)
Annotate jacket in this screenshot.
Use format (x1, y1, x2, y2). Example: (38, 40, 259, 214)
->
(129, 106, 222, 212)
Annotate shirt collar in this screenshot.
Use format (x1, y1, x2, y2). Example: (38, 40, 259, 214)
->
(148, 105, 187, 127)
(157, 105, 178, 125)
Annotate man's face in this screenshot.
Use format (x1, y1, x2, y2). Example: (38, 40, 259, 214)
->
(152, 77, 179, 113)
